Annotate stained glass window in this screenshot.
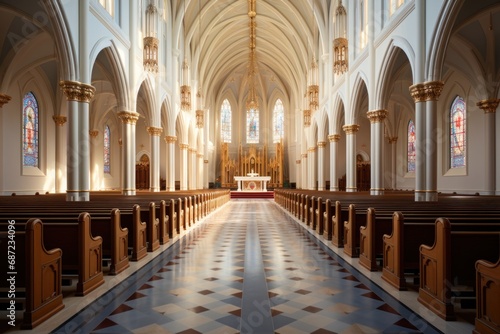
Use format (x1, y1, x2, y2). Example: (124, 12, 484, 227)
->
(246, 107, 259, 143)
(220, 99, 232, 143)
(23, 92, 39, 167)
(450, 96, 466, 168)
(407, 120, 416, 172)
(273, 99, 284, 143)
(104, 125, 111, 174)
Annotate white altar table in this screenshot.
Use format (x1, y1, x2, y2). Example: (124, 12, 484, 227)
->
(234, 175, 271, 192)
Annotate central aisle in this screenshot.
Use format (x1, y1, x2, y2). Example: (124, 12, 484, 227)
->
(54, 200, 440, 334)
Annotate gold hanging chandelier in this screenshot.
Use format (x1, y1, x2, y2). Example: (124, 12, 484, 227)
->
(333, 0, 348, 75)
(307, 0, 319, 111)
(246, 0, 259, 111)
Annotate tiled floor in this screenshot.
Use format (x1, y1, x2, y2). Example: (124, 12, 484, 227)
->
(4, 199, 476, 333)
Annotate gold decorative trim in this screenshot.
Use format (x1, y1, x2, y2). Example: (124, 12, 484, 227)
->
(59, 80, 96, 102)
(143, 36, 159, 73)
(477, 99, 500, 114)
(307, 147, 317, 153)
(117, 111, 140, 125)
(204, 160, 209, 163)
(342, 124, 360, 134)
(370, 188, 385, 191)
(197, 153, 204, 158)
(52, 115, 67, 126)
(147, 126, 162, 136)
(317, 141, 327, 148)
(328, 134, 341, 142)
(301, 153, 308, 158)
(366, 109, 388, 123)
(165, 135, 177, 143)
(179, 143, 189, 150)
(89, 130, 99, 138)
(409, 81, 444, 102)
(409, 83, 426, 103)
(303, 109, 311, 127)
(189, 148, 197, 153)
(296, 160, 301, 164)
(0, 93, 12, 107)
(180, 85, 191, 111)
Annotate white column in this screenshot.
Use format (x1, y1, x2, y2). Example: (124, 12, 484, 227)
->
(165, 136, 176, 191)
(295, 159, 301, 189)
(118, 111, 139, 196)
(197, 153, 204, 189)
(388, 137, 398, 190)
(328, 134, 340, 191)
(204, 159, 209, 189)
(367, 110, 387, 195)
(317, 141, 326, 190)
(410, 84, 426, 201)
(343, 124, 359, 192)
(301, 153, 307, 189)
(308, 147, 316, 190)
(147, 126, 162, 192)
(52, 115, 67, 193)
(425, 81, 444, 202)
(476, 99, 498, 195)
(179, 144, 189, 190)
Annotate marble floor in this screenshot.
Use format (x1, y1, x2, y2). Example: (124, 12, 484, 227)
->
(3, 199, 476, 333)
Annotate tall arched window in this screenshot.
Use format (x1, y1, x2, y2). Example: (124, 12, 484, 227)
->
(23, 92, 39, 168)
(246, 107, 259, 143)
(450, 96, 466, 168)
(220, 99, 232, 143)
(273, 99, 284, 143)
(104, 125, 111, 174)
(407, 120, 416, 172)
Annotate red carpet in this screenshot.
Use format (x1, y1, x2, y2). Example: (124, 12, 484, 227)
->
(230, 191, 274, 199)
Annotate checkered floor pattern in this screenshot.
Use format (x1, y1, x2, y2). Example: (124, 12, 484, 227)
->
(53, 200, 440, 334)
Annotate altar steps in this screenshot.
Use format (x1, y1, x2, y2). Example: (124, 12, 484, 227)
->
(230, 191, 275, 199)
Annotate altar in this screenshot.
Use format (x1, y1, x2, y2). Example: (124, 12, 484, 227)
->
(234, 173, 271, 192)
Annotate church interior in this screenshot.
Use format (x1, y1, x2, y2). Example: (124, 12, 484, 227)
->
(0, 0, 499, 333)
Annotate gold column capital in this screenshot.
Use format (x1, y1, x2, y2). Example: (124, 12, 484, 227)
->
(117, 111, 140, 125)
(59, 80, 96, 102)
(307, 147, 316, 153)
(301, 153, 308, 158)
(409, 83, 426, 103)
(342, 124, 360, 134)
(477, 99, 500, 114)
(328, 134, 341, 142)
(409, 81, 444, 102)
(317, 141, 327, 148)
(366, 109, 388, 123)
(52, 115, 67, 126)
(0, 93, 11, 107)
(296, 160, 301, 164)
(165, 135, 177, 143)
(204, 159, 209, 163)
(147, 126, 163, 136)
(89, 130, 99, 138)
(388, 136, 398, 144)
(179, 143, 189, 150)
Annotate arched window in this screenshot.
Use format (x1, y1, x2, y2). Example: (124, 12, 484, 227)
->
(450, 96, 466, 168)
(273, 99, 284, 143)
(407, 120, 416, 172)
(23, 92, 39, 168)
(246, 107, 259, 143)
(104, 125, 111, 174)
(220, 99, 232, 143)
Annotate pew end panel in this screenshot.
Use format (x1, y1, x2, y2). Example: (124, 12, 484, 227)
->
(381, 212, 407, 291)
(109, 209, 129, 275)
(474, 259, 500, 334)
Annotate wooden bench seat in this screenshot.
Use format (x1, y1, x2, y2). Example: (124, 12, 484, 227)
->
(474, 258, 500, 334)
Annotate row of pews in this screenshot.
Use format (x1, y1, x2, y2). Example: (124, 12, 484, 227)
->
(0, 189, 230, 329)
(274, 189, 500, 334)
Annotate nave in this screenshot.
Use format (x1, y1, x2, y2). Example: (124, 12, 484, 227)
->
(32, 200, 466, 333)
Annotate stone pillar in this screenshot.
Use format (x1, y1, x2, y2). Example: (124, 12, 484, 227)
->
(89, 129, 99, 191)
(342, 124, 360, 192)
(308, 147, 317, 190)
(52, 115, 67, 193)
(477, 99, 499, 195)
(388, 137, 398, 190)
(197, 153, 204, 189)
(179, 143, 189, 190)
(296, 159, 301, 189)
(117, 111, 139, 196)
(424, 81, 444, 202)
(147, 126, 162, 192)
(188, 148, 196, 190)
(367, 109, 388, 195)
(317, 141, 326, 190)
(60, 80, 95, 201)
(409, 83, 427, 201)
(301, 153, 307, 189)
(204, 159, 209, 189)
(165, 135, 176, 191)
(328, 134, 340, 191)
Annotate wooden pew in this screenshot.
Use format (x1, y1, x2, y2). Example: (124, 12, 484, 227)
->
(474, 258, 500, 334)
(0, 219, 64, 329)
(418, 218, 500, 320)
(120, 205, 147, 262)
(141, 202, 160, 252)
